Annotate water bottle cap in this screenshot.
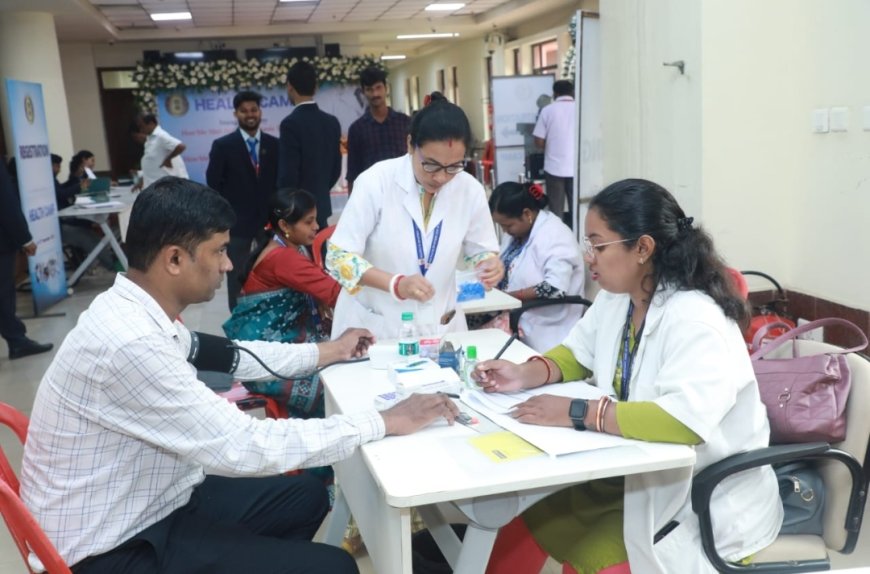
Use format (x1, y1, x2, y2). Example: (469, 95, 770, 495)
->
(401, 311, 414, 321)
(467, 345, 477, 359)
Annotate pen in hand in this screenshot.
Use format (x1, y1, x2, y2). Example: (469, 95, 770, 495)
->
(493, 333, 518, 360)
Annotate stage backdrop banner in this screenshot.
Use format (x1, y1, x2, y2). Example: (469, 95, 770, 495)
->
(4, 78, 68, 314)
(157, 85, 366, 185)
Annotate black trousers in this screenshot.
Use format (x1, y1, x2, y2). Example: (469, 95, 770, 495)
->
(0, 250, 26, 345)
(72, 474, 357, 574)
(226, 235, 255, 311)
(544, 172, 575, 229)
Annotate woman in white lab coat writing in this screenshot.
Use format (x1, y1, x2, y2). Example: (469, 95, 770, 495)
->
(326, 100, 504, 338)
(476, 179, 781, 574)
(483, 181, 584, 352)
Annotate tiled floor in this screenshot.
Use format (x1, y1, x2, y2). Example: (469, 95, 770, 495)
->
(0, 271, 868, 573)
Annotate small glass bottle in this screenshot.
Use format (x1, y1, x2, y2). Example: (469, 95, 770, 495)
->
(463, 345, 478, 389)
(398, 311, 420, 361)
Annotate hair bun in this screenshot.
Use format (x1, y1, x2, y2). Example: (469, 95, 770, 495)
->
(676, 216, 694, 232)
(528, 183, 545, 201)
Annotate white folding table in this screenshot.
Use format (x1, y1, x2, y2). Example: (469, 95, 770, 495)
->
(321, 329, 696, 574)
(57, 186, 135, 287)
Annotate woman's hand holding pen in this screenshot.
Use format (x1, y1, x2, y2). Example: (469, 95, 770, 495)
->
(474, 257, 505, 289)
(397, 274, 435, 302)
(471, 359, 527, 393)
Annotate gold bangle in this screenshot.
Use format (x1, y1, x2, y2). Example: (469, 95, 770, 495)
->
(526, 356, 551, 384)
(598, 397, 612, 434)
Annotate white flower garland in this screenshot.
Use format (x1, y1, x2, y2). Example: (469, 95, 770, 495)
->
(133, 55, 384, 111)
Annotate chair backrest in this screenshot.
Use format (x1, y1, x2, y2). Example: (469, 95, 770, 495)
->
(765, 340, 870, 552)
(0, 481, 72, 574)
(507, 295, 593, 336)
(0, 402, 72, 574)
(0, 401, 29, 494)
(313, 224, 336, 271)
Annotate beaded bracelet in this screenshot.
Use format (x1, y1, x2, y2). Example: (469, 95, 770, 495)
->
(526, 356, 551, 385)
(389, 274, 406, 302)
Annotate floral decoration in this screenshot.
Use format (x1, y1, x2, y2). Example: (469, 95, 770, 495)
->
(561, 13, 577, 82)
(132, 55, 385, 111)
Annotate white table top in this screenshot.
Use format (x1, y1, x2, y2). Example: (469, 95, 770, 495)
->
(57, 185, 136, 217)
(322, 329, 696, 508)
(458, 288, 521, 315)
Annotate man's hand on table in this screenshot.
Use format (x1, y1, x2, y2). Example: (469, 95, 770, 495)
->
(381, 393, 460, 435)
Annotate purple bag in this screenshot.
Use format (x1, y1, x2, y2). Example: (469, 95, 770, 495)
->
(750, 318, 868, 444)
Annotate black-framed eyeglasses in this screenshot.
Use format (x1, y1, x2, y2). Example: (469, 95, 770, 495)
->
(416, 148, 467, 175)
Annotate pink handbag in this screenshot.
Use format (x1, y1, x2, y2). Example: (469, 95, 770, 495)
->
(750, 318, 868, 444)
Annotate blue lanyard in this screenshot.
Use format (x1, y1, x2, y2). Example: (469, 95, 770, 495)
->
(412, 220, 442, 277)
(619, 301, 645, 401)
(273, 233, 287, 247)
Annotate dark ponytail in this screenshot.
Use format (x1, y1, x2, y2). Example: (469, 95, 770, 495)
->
(239, 188, 317, 284)
(589, 179, 749, 326)
(489, 181, 548, 218)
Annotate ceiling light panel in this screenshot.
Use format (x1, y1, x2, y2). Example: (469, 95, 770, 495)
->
(424, 3, 466, 11)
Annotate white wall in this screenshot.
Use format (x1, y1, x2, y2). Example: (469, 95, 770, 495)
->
(389, 37, 490, 146)
(702, 0, 870, 309)
(0, 11, 74, 165)
(600, 0, 703, 219)
(60, 44, 110, 172)
(601, 0, 870, 310)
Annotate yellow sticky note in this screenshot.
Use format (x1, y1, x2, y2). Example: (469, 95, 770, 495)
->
(468, 431, 543, 462)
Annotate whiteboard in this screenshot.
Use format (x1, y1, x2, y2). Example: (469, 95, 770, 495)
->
(491, 75, 555, 148)
(494, 146, 526, 187)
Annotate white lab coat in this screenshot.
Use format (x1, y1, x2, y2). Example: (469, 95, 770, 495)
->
(561, 287, 782, 573)
(329, 155, 499, 339)
(501, 209, 584, 352)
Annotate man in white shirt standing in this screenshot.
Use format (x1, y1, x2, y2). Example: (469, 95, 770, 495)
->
(533, 80, 576, 227)
(20, 176, 459, 574)
(135, 113, 189, 188)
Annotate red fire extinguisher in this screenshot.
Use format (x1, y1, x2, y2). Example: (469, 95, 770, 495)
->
(741, 270, 796, 348)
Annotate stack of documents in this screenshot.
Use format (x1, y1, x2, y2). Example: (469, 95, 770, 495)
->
(460, 382, 632, 457)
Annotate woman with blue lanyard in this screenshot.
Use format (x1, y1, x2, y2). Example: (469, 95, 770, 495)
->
(472, 180, 584, 352)
(326, 100, 504, 338)
(475, 179, 781, 574)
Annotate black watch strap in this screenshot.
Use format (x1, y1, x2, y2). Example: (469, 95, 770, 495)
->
(569, 399, 588, 431)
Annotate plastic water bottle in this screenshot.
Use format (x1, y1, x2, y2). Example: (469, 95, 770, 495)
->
(398, 312, 419, 361)
(463, 345, 478, 389)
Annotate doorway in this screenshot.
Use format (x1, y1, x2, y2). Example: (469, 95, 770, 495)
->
(98, 68, 143, 180)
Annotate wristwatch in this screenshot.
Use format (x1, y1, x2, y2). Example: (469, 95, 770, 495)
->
(569, 399, 588, 431)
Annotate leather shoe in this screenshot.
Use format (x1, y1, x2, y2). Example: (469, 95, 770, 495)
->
(9, 338, 53, 360)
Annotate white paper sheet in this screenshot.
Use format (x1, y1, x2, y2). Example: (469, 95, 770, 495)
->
(460, 382, 632, 456)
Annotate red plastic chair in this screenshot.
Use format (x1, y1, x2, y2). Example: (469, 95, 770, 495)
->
(0, 402, 72, 573)
(0, 401, 29, 494)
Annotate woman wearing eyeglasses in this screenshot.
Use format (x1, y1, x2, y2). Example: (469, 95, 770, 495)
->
(477, 179, 780, 574)
(326, 100, 504, 338)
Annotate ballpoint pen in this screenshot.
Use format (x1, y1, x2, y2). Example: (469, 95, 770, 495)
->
(493, 333, 518, 360)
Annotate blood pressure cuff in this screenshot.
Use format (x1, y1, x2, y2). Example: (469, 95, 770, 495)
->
(187, 331, 239, 374)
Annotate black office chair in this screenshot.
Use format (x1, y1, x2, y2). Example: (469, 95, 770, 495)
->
(692, 340, 870, 573)
(507, 295, 593, 338)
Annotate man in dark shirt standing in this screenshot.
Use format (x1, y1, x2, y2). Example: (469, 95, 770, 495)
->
(345, 67, 411, 194)
(206, 91, 279, 310)
(277, 62, 341, 230)
(0, 159, 53, 360)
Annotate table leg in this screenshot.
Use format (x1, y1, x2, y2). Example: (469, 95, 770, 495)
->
(417, 489, 557, 574)
(99, 222, 127, 269)
(66, 235, 111, 287)
(324, 487, 351, 546)
(333, 451, 412, 574)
